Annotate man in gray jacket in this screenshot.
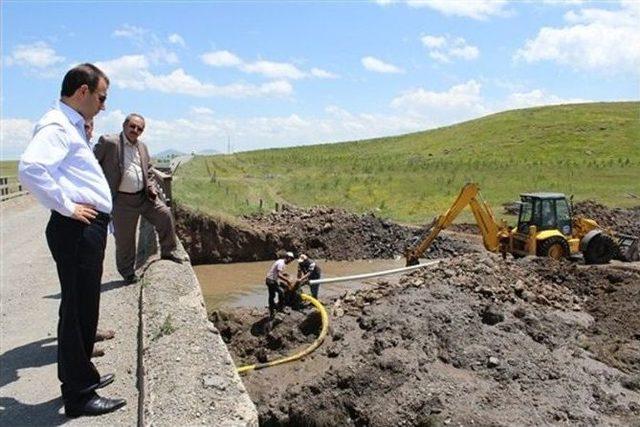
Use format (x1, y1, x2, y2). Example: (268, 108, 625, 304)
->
(93, 113, 185, 284)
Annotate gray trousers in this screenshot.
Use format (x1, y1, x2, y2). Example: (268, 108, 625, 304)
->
(113, 192, 177, 278)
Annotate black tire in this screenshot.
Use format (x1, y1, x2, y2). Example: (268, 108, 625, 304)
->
(537, 236, 570, 260)
(584, 233, 617, 264)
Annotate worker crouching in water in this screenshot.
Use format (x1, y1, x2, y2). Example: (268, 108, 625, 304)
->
(265, 251, 294, 319)
(296, 254, 321, 298)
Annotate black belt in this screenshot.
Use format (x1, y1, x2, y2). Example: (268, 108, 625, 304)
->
(118, 190, 145, 195)
(51, 210, 110, 222)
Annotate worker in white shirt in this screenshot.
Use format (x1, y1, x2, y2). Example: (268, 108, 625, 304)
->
(265, 251, 295, 318)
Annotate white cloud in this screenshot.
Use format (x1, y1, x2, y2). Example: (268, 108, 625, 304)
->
(390, 80, 488, 125)
(421, 35, 446, 49)
(191, 106, 215, 115)
(96, 54, 293, 98)
(515, 2, 640, 74)
(1, 118, 35, 158)
(201, 50, 243, 67)
(390, 0, 510, 20)
(391, 80, 483, 110)
(200, 49, 339, 80)
(240, 60, 306, 80)
(168, 33, 186, 47)
(361, 56, 404, 74)
(113, 24, 147, 40)
(95, 55, 150, 90)
(543, 0, 586, 6)
(421, 34, 479, 63)
(102, 107, 427, 154)
(310, 68, 340, 79)
(503, 89, 590, 109)
(112, 24, 178, 65)
(5, 42, 65, 69)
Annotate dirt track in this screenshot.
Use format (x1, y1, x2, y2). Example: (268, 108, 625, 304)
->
(208, 202, 640, 426)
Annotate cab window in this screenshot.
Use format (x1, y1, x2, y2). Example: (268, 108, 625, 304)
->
(556, 199, 572, 235)
(517, 198, 533, 232)
(540, 199, 556, 230)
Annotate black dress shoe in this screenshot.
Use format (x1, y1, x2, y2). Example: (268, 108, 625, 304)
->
(78, 373, 115, 394)
(65, 392, 126, 418)
(125, 274, 139, 284)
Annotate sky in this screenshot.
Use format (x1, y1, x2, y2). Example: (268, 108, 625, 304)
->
(1, 0, 639, 159)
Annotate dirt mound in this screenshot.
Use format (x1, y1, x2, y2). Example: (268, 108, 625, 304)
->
(243, 206, 415, 260)
(574, 200, 640, 238)
(175, 204, 478, 264)
(242, 205, 479, 261)
(215, 253, 640, 426)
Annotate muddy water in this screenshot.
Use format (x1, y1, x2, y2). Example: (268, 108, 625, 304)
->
(195, 258, 406, 311)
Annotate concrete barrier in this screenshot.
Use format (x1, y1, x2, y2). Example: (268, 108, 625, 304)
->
(136, 219, 258, 426)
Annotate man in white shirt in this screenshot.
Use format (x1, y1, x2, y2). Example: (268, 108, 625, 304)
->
(19, 64, 126, 417)
(94, 113, 184, 284)
(265, 251, 295, 318)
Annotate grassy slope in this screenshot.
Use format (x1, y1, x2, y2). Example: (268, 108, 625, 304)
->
(0, 160, 19, 178)
(174, 102, 640, 224)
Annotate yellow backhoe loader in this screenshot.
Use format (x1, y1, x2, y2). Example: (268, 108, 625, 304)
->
(405, 183, 639, 266)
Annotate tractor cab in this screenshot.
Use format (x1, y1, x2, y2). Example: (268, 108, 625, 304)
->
(517, 192, 572, 236)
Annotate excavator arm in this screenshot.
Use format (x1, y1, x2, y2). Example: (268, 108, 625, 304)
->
(405, 183, 506, 266)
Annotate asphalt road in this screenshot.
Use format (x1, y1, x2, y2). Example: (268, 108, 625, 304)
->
(0, 195, 138, 425)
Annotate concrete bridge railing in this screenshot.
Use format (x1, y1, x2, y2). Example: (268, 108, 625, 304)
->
(135, 171, 258, 426)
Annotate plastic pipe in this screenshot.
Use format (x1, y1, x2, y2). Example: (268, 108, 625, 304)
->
(309, 259, 440, 285)
(237, 293, 329, 374)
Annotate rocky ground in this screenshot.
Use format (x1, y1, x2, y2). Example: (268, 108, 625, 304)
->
(215, 253, 640, 426)
(210, 203, 640, 426)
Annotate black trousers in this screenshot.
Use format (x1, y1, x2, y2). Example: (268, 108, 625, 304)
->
(265, 278, 283, 316)
(46, 210, 109, 400)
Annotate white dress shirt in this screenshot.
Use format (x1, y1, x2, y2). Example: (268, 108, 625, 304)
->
(267, 259, 286, 281)
(118, 136, 145, 193)
(19, 100, 113, 216)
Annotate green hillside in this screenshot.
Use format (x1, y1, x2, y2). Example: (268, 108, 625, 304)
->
(0, 160, 19, 178)
(173, 102, 640, 224)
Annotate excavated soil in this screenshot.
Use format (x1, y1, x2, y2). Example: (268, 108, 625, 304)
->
(574, 200, 640, 238)
(208, 202, 640, 426)
(175, 204, 477, 264)
(215, 253, 640, 426)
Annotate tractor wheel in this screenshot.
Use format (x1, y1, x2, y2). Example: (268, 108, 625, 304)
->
(537, 236, 570, 260)
(584, 233, 617, 265)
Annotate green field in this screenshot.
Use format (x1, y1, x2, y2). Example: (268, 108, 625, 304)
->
(173, 102, 640, 224)
(0, 160, 19, 178)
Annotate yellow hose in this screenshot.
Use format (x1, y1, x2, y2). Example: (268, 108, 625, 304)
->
(237, 293, 329, 374)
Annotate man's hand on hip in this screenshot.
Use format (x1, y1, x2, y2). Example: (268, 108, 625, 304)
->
(72, 203, 98, 224)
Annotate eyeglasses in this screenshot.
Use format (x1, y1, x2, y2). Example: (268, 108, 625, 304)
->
(98, 95, 107, 104)
(128, 124, 144, 132)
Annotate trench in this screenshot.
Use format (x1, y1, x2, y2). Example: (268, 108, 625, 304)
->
(195, 258, 407, 311)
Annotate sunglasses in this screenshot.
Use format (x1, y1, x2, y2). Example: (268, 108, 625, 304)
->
(98, 95, 107, 104)
(128, 124, 144, 132)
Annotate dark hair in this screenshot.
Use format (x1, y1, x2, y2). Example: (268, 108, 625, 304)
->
(60, 63, 109, 97)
